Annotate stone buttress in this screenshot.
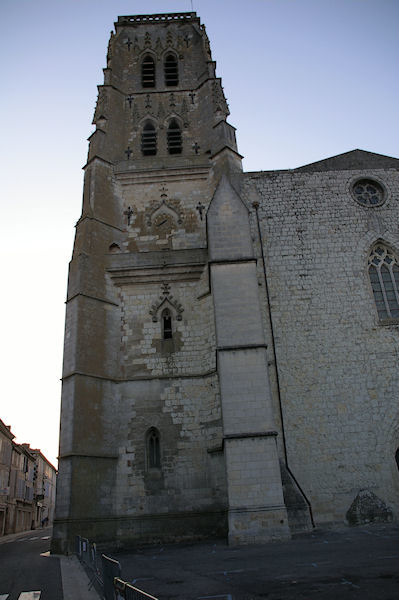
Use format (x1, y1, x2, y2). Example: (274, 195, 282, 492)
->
(207, 176, 290, 543)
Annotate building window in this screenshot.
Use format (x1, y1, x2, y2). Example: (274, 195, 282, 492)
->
(142, 54, 155, 88)
(352, 179, 385, 207)
(164, 53, 178, 86)
(167, 119, 182, 154)
(368, 244, 399, 320)
(141, 121, 157, 155)
(147, 428, 161, 469)
(162, 308, 172, 339)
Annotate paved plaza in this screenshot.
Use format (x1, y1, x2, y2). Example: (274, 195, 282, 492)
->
(108, 523, 399, 600)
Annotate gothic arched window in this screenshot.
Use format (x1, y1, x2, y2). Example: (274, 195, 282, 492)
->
(142, 54, 155, 88)
(164, 53, 178, 86)
(146, 428, 161, 469)
(167, 119, 182, 155)
(368, 244, 399, 320)
(141, 121, 157, 156)
(162, 308, 172, 339)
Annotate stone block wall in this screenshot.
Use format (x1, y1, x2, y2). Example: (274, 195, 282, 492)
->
(242, 166, 399, 524)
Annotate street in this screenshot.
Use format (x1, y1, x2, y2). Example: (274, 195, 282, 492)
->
(0, 528, 62, 600)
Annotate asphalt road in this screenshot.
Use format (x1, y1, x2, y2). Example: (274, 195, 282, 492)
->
(109, 523, 399, 600)
(0, 527, 63, 600)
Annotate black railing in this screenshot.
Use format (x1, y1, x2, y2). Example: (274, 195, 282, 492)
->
(75, 535, 158, 600)
(114, 577, 158, 600)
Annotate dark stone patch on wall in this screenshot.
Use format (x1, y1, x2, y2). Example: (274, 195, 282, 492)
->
(346, 489, 393, 526)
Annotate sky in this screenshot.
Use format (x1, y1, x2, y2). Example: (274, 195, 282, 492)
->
(0, 0, 398, 467)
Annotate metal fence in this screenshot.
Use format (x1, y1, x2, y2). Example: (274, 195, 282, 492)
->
(102, 553, 122, 600)
(75, 535, 159, 600)
(75, 535, 103, 593)
(114, 577, 158, 600)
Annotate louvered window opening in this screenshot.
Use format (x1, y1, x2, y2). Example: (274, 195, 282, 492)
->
(141, 122, 157, 155)
(167, 120, 182, 154)
(368, 245, 399, 320)
(142, 55, 155, 88)
(164, 54, 179, 86)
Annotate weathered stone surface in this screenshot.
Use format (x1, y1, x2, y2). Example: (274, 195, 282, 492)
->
(52, 11, 399, 554)
(346, 490, 393, 526)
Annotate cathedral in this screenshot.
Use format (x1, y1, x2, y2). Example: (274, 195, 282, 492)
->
(52, 12, 399, 553)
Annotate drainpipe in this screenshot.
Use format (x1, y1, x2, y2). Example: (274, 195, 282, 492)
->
(252, 201, 315, 528)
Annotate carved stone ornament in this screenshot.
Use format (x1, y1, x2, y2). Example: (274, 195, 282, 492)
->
(155, 37, 163, 57)
(93, 87, 109, 123)
(146, 199, 183, 229)
(212, 80, 229, 116)
(149, 283, 184, 322)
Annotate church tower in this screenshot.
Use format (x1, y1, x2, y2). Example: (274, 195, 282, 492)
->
(52, 12, 291, 553)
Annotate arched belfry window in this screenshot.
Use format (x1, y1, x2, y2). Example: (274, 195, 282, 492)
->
(167, 119, 182, 155)
(146, 428, 161, 469)
(368, 244, 399, 320)
(142, 54, 155, 88)
(164, 53, 178, 86)
(162, 308, 172, 339)
(141, 121, 157, 156)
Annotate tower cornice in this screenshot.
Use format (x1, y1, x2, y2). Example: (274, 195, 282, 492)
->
(115, 13, 198, 26)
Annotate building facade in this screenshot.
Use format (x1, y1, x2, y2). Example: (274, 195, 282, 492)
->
(24, 446, 57, 528)
(7, 442, 35, 534)
(0, 419, 14, 535)
(0, 419, 57, 535)
(52, 12, 399, 553)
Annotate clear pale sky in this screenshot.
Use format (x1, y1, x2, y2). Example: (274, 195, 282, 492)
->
(1, 0, 398, 467)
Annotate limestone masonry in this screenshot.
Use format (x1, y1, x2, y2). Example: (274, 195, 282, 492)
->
(51, 12, 399, 553)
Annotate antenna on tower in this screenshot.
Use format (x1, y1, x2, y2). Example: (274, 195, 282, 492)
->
(190, 0, 194, 10)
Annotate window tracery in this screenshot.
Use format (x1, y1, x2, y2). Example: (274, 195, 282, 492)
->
(146, 428, 161, 469)
(368, 244, 399, 320)
(352, 179, 385, 207)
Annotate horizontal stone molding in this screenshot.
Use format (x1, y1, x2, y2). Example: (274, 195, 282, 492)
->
(224, 431, 278, 444)
(62, 369, 217, 383)
(228, 504, 287, 514)
(59, 453, 118, 460)
(107, 248, 207, 284)
(217, 343, 267, 352)
(53, 506, 227, 525)
(76, 214, 125, 233)
(82, 155, 114, 169)
(114, 163, 210, 185)
(66, 292, 119, 307)
(209, 257, 257, 266)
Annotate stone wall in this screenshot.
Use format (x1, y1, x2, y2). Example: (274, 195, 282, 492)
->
(242, 165, 399, 524)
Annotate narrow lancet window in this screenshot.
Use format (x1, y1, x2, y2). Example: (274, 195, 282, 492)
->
(368, 245, 399, 320)
(142, 54, 155, 88)
(164, 53, 178, 86)
(141, 121, 157, 156)
(147, 428, 161, 469)
(167, 119, 182, 155)
(162, 308, 172, 339)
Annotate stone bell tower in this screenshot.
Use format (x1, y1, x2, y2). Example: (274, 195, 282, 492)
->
(52, 12, 289, 553)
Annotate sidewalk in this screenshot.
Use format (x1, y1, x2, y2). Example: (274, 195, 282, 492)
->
(0, 527, 100, 600)
(59, 555, 100, 600)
